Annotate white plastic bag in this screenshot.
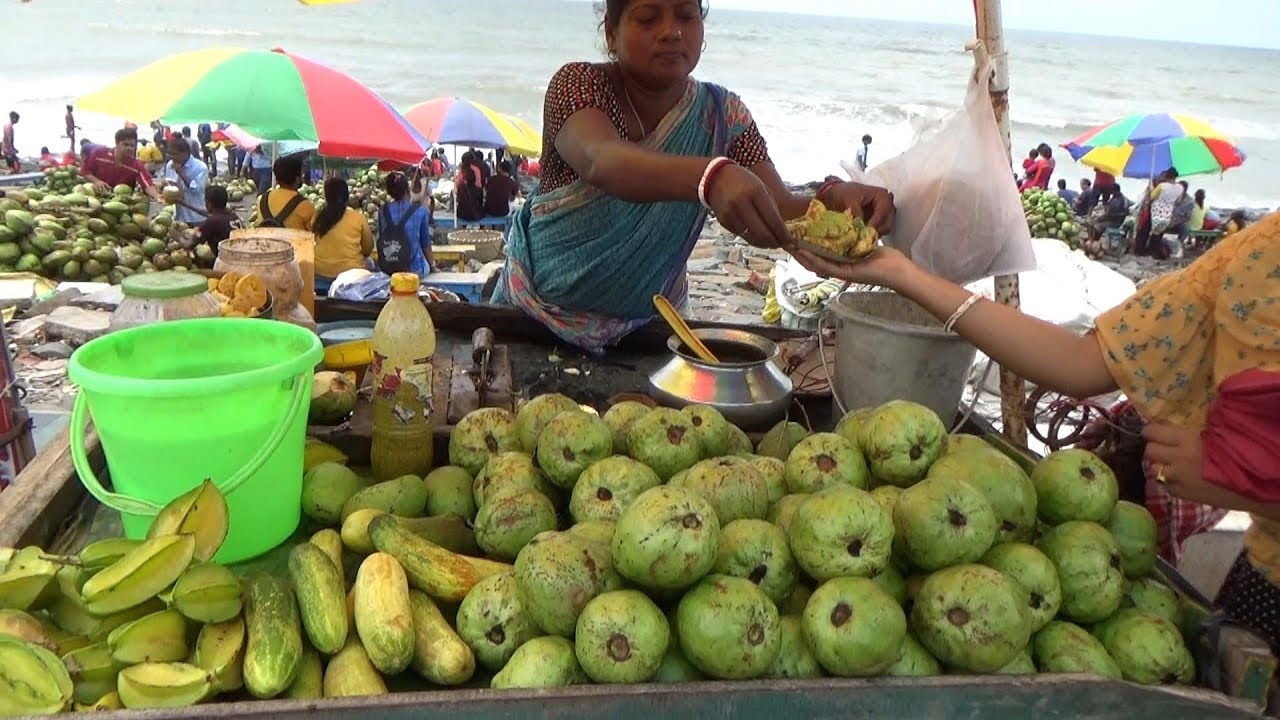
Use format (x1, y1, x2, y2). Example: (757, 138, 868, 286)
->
(842, 58, 1035, 286)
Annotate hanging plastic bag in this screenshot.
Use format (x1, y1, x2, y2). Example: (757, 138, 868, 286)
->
(841, 54, 1035, 286)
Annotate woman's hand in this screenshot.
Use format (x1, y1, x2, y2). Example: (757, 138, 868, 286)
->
(790, 246, 911, 289)
(1143, 423, 1209, 500)
(707, 164, 792, 249)
(824, 182, 896, 236)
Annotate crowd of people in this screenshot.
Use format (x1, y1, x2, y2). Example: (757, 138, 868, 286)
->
(1016, 139, 1251, 262)
(7, 111, 531, 292)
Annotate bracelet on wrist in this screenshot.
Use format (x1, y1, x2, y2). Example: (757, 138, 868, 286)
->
(698, 157, 735, 209)
(815, 179, 842, 205)
(942, 293, 982, 333)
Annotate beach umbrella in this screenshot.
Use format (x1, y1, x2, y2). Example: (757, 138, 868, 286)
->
(403, 98, 541, 156)
(77, 47, 430, 165)
(1062, 113, 1245, 179)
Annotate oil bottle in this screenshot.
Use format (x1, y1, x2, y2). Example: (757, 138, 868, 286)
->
(370, 272, 436, 480)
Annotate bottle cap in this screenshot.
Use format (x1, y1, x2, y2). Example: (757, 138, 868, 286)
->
(390, 272, 420, 294)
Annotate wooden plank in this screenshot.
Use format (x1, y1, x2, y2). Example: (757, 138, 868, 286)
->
(0, 422, 103, 549)
(52, 675, 1261, 720)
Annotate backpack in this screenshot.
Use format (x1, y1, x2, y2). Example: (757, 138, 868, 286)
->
(376, 202, 422, 275)
(257, 193, 306, 229)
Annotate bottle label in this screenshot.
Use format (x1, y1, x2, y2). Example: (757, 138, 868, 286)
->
(372, 352, 434, 424)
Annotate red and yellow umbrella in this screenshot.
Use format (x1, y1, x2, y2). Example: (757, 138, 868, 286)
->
(78, 47, 429, 164)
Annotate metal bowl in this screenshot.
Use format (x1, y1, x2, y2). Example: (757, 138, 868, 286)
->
(647, 328, 794, 431)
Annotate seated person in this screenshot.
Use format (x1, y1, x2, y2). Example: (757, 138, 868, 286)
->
(191, 186, 242, 256)
(1055, 178, 1078, 206)
(251, 154, 315, 231)
(312, 177, 375, 293)
(37, 147, 60, 170)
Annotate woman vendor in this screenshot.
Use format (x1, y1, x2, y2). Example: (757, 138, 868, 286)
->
(792, 215, 1280, 649)
(493, 0, 893, 352)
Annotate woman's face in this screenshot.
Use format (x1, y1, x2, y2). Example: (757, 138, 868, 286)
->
(609, 0, 704, 89)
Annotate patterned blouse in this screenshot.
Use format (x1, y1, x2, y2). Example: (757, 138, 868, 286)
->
(537, 62, 771, 194)
(1094, 211, 1280, 578)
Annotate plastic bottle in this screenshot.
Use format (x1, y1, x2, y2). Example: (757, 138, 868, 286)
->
(370, 272, 436, 480)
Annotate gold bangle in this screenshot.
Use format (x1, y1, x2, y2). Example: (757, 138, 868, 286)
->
(943, 294, 982, 333)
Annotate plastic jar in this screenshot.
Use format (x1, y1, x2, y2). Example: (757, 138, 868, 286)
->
(214, 236, 316, 331)
(109, 271, 221, 333)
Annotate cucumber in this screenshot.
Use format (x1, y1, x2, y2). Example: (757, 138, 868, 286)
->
(241, 574, 303, 699)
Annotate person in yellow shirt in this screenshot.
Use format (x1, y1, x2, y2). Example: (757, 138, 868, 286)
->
(792, 213, 1280, 650)
(312, 177, 374, 291)
(251, 154, 315, 231)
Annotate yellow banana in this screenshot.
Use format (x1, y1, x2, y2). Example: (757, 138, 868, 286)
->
(107, 609, 189, 665)
(0, 608, 58, 651)
(285, 647, 324, 699)
(62, 641, 120, 705)
(116, 662, 212, 710)
(73, 690, 123, 711)
(146, 479, 230, 562)
(81, 534, 195, 616)
(192, 616, 245, 693)
(78, 538, 143, 572)
(0, 637, 73, 715)
(170, 562, 242, 624)
(305, 438, 349, 471)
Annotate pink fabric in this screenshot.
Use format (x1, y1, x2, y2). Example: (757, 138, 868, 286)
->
(1201, 368, 1280, 503)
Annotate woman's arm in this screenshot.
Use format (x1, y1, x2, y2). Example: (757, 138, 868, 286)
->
(556, 110, 713, 204)
(748, 160, 821, 220)
(794, 248, 1119, 399)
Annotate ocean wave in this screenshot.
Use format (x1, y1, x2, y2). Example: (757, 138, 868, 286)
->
(84, 21, 262, 38)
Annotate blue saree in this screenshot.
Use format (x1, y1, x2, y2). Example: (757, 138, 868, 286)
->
(493, 80, 739, 354)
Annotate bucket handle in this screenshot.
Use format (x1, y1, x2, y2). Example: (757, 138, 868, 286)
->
(69, 371, 311, 518)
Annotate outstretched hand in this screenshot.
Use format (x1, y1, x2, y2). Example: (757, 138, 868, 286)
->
(790, 246, 909, 289)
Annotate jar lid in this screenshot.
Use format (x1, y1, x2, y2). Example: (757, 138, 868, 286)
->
(390, 272, 420, 294)
(121, 271, 210, 299)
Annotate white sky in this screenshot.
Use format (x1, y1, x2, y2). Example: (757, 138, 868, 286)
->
(698, 0, 1280, 50)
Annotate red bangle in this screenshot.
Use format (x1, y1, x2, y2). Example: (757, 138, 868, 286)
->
(698, 157, 735, 208)
(815, 179, 841, 205)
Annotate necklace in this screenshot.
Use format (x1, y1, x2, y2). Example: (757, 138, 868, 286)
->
(617, 65, 647, 139)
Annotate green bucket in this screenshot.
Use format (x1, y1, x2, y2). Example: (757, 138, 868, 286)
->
(68, 318, 323, 563)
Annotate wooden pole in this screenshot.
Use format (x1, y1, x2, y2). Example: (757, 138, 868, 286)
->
(973, 0, 1028, 447)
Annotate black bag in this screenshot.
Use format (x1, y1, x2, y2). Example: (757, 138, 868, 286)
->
(376, 202, 422, 275)
(257, 193, 305, 229)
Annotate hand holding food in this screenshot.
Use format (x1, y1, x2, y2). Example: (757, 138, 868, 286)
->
(823, 181, 896, 236)
(706, 164, 792, 250)
(785, 199, 880, 260)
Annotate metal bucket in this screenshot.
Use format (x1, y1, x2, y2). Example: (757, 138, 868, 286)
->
(827, 291, 976, 424)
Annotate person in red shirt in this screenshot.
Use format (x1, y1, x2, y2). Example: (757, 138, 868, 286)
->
(1093, 168, 1116, 190)
(81, 127, 160, 200)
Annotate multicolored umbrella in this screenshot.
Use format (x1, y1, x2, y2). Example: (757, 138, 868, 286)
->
(404, 98, 541, 157)
(78, 47, 430, 164)
(1062, 113, 1245, 179)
